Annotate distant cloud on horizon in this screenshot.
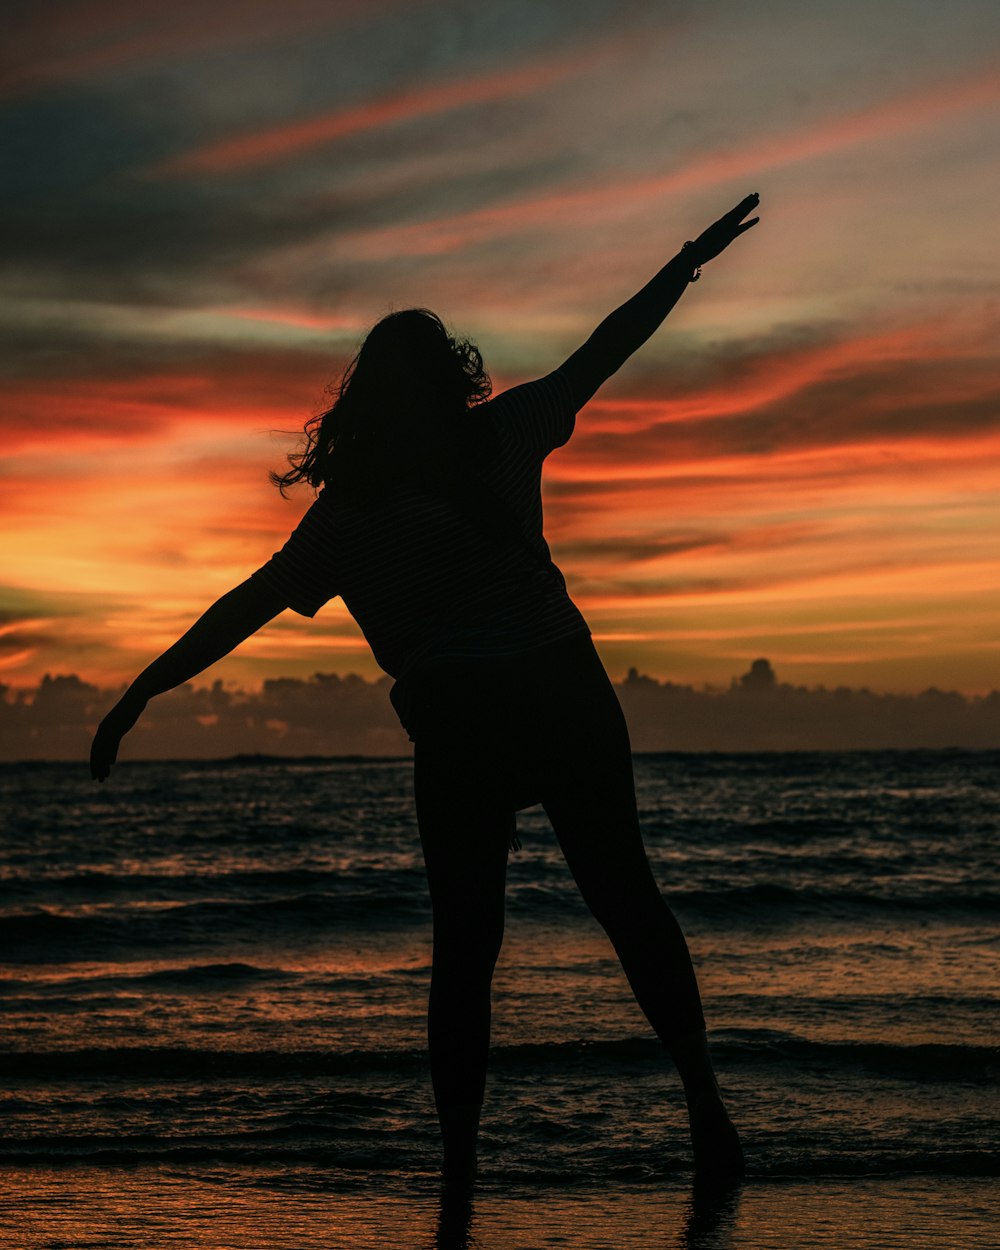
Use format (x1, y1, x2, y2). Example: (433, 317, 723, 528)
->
(3, 658, 998, 763)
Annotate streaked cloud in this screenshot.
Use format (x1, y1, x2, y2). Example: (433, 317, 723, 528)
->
(1, 0, 384, 97)
(149, 45, 616, 177)
(333, 59, 1000, 259)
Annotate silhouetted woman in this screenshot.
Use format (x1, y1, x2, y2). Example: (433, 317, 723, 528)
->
(91, 193, 760, 1186)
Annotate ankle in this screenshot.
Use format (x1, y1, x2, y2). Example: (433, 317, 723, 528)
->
(667, 1028, 722, 1099)
(438, 1102, 482, 1155)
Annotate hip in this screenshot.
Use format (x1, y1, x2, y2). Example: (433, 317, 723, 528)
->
(393, 631, 612, 738)
(402, 632, 631, 806)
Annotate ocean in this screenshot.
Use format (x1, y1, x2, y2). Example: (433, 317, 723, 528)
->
(1, 750, 997, 1248)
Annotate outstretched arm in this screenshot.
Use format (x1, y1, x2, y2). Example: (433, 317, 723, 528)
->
(558, 193, 760, 409)
(90, 574, 290, 780)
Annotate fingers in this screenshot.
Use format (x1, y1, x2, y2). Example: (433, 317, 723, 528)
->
(90, 732, 115, 781)
(703, 194, 759, 245)
(724, 193, 760, 225)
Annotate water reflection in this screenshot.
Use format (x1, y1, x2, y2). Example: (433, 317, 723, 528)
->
(682, 1177, 743, 1249)
(433, 1178, 476, 1249)
(426, 1175, 743, 1249)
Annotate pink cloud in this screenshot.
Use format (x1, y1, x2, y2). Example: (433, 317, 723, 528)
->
(1, 0, 384, 97)
(214, 306, 363, 333)
(148, 47, 612, 177)
(339, 60, 1000, 257)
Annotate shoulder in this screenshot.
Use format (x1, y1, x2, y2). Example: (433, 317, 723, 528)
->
(484, 368, 574, 417)
(480, 369, 577, 459)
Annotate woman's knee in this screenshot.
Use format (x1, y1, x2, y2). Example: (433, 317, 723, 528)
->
(581, 871, 667, 936)
(432, 904, 505, 971)
(552, 817, 661, 929)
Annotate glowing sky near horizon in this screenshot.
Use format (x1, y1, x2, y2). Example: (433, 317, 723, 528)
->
(2, 0, 998, 695)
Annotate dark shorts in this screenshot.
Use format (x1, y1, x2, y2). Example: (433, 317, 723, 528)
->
(392, 632, 629, 811)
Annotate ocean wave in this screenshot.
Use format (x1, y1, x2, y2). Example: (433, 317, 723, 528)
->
(5, 1035, 996, 1082)
(668, 883, 1000, 913)
(0, 890, 430, 957)
(0, 961, 294, 996)
(511, 880, 1000, 918)
(3, 881, 997, 962)
(0, 1140, 995, 1180)
(0, 865, 426, 907)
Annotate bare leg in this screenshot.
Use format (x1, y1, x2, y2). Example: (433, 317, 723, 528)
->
(668, 1028, 744, 1179)
(546, 790, 744, 1177)
(539, 681, 743, 1179)
(414, 738, 511, 1183)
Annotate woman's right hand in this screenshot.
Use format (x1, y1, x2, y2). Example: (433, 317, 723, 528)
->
(688, 193, 760, 265)
(90, 691, 147, 781)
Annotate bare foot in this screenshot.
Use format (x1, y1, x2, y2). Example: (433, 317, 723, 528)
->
(686, 1093, 745, 1181)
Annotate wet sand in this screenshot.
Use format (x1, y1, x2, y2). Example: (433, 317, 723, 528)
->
(3, 1167, 998, 1249)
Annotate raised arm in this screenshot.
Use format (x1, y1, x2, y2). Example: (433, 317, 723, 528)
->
(89, 574, 290, 780)
(558, 193, 760, 409)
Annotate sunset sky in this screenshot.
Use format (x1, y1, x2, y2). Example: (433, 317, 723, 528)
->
(3, 0, 998, 698)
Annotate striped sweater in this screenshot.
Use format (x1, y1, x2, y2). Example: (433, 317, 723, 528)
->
(251, 368, 591, 681)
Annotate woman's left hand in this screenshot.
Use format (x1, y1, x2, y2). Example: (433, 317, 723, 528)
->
(688, 193, 760, 265)
(90, 692, 147, 781)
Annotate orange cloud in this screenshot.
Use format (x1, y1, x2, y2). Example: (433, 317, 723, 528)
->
(0, 366, 324, 452)
(573, 316, 980, 434)
(579, 555, 999, 614)
(5, 308, 998, 695)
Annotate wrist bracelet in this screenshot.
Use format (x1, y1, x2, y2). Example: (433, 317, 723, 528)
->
(682, 240, 702, 282)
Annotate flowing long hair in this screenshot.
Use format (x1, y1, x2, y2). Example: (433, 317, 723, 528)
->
(270, 308, 492, 499)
